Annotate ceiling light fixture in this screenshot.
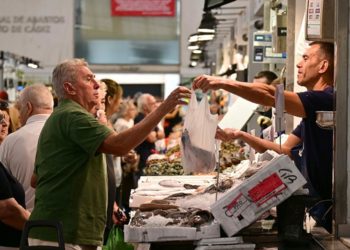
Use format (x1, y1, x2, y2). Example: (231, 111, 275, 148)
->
(198, 11, 217, 33)
(188, 33, 215, 42)
(27, 59, 39, 69)
(190, 61, 198, 67)
(187, 42, 200, 50)
(193, 49, 203, 54)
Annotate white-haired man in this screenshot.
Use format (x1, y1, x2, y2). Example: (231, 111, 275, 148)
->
(29, 59, 191, 249)
(0, 83, 54, 212)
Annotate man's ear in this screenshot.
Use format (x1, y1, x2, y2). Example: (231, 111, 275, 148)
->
(319, 60, 329, 74)
(63, 82, 76, 95)
(26, 102, 33, 115)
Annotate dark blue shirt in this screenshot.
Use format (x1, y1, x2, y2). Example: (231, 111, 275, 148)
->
(292, 87, 334, 200)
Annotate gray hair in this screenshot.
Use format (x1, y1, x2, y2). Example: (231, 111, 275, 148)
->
(19, 83, 54, 110)
(118, 99, 135, 117)
(137, 93, 152, 113)
(52, 58, 88, 99)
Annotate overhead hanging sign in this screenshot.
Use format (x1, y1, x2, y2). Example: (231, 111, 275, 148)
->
(0, 0, 74, 67)
(111, 0, 175, 16)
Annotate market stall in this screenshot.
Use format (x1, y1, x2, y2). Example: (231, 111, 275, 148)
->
(123, 134, 307, 249)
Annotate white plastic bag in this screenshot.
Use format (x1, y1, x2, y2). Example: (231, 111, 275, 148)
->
(180, 91, 219, 174)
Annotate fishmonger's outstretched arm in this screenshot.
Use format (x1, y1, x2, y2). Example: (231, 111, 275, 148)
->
(192, 75, 306, 118)
(217, 128, 301, 157)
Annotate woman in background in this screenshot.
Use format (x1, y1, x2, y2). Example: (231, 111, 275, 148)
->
(99, 79, 138, 239)
(0, 110, 10, 145)
(113, 100, 138, 214)
(0, 90, 21, 133)
(0, 159, 30, 249)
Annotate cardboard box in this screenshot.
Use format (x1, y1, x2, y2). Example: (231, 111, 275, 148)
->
(124, 222, 220, 243)
(211, 155, 306, 236)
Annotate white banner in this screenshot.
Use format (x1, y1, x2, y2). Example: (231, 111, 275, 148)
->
(0, 0, 74, 67)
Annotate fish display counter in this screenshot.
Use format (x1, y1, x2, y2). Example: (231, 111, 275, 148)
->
(125, 174, 241, 243)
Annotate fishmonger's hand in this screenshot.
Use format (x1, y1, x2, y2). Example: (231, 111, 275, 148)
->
(192, 75, 226, 93)
(215, 127, 241, 142)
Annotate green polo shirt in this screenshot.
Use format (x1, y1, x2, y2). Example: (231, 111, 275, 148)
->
(30, 99, 112, 246)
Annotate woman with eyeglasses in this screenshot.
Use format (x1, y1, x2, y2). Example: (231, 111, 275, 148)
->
(0, 110, 10, 144)
(0, 91, 21, 133)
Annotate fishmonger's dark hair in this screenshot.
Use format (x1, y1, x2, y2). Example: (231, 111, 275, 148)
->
(310, 41, 334, 80)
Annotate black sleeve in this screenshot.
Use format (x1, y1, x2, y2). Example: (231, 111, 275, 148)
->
(0, 164, 13, 200)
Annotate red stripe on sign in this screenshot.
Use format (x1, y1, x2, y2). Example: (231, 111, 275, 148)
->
(111, 0, 175, 16)
(248, 173, 286, 206)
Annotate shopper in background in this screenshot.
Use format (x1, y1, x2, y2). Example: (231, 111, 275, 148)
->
(113, 100, 139, 214)
(0, 161, 30, 249)
(163, 105, 182, 138)
(113, 99, 137, 133)
(99, 79, 130, 242)
(0, 84, 54, 212)
(0, 90, 21, 133)
(0, 110, 10, 145)
(253, 70, 279, 85)
(29, 58, 191, 249)
(252, 70, 278, 137)
(194, 41, 334, 233)
(134, 93, 165, 181)
(100, 79, 125, 151)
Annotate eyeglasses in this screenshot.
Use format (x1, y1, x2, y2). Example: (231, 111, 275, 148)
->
(0, 101, 8, 110)
(0, 113, 7, 125)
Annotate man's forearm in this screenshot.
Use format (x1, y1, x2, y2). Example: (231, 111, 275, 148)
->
(101, 102, 169, 155)
(238, 131, 284, 154)
(222, 80, 276, 107)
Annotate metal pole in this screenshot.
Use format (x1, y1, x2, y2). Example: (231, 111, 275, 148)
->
(0, 51, 4, 90)
(0, 63, 4, 90)
(334, 0, 350, 238)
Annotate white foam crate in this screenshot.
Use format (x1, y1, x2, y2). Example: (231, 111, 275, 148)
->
(124, 222, 220, 243)
(211, 155, 306, 236)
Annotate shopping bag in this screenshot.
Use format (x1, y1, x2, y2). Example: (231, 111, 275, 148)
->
(180, 91, 218, 174)
(103, 226, 133, 250)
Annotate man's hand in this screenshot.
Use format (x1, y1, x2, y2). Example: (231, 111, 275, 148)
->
(215, 127, 241, 141)
(31, 173, 37, 188)
(112, 202, 127, 225)
(96, 109, 108, 125)
(162, 87, 191, 110)
(192, 75, 225, 93)
(123, 150, 138, 165)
